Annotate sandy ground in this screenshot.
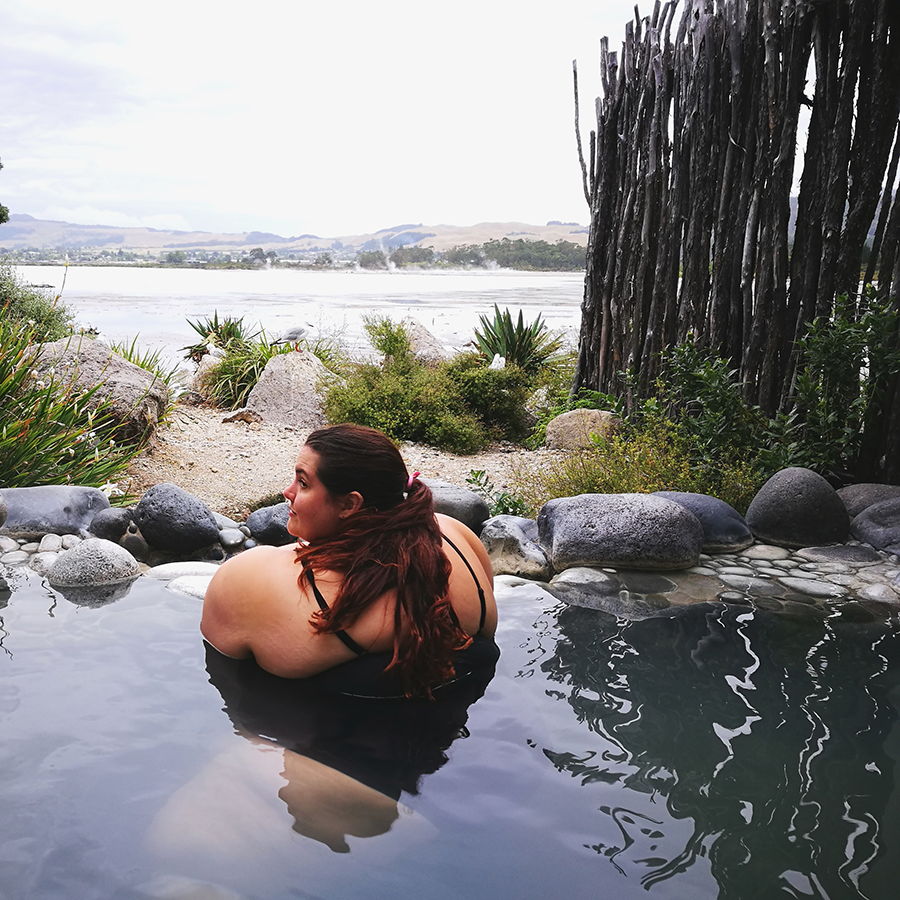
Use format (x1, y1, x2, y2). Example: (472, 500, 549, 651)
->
(124, 404, 553, 519)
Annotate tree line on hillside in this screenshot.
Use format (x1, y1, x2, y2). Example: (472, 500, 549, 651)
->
(574, 0, 900, 484)
(358, 238, 586, 271)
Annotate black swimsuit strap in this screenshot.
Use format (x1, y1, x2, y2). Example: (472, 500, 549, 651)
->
(305, 568, 367, 656)
(442, 533, 487, 634)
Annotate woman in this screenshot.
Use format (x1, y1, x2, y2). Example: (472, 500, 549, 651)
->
(201, 424, 498, 697)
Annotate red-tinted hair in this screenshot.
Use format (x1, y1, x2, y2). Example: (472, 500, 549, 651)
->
(294, 424, 470, 696)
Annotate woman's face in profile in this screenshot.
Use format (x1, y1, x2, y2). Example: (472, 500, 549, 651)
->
(283, 445, 345, 541)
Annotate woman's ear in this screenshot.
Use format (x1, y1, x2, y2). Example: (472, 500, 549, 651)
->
(340, 491, 365, 518)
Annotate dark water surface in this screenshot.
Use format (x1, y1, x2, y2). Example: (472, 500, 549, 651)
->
(1, 570, 900, 900)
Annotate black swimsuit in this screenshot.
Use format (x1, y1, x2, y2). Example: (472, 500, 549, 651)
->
(305, 533, 488, 655)
(302, 533, 498, 698)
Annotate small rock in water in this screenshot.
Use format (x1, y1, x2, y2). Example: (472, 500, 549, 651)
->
(38, 534, 63, 553)
(776, 576, 847, 599)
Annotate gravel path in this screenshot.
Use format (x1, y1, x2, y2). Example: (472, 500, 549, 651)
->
(124, 404, 554, 518)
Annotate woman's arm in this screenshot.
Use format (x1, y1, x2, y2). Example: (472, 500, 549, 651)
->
(200, 551, 262, 659)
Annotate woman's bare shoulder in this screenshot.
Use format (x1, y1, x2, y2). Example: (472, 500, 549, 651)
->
(436, 513, 494, 586)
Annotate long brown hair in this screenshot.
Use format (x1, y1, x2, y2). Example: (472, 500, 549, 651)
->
(294, 424, 471, 696)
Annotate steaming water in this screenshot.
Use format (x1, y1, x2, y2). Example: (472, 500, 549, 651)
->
(18, 266, 585, 363)
(2, 569, 900, 900)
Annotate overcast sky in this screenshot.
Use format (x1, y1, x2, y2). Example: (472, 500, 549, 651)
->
(1, 0, 649, 237)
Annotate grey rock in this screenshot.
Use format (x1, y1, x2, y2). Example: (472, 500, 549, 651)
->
(57, 580, 135, 608)
(718, 574, 786, 597)
(824, 573, 858, 587)
(795, 544, 882, 564)
(20, 542, 40, 553)
(60, 534, 82, 550)
(838, 483, 900, 518)
(856, 583, 900, 604)
(244, 351, 329, 429)
(0, 485, 110, 540)
(221, 408, 264, 424)
(480, 515, 551, 579)
(547, 566, 670, 618)
(0, 550, 30, 565)
(38, 533, 62, 553)
(47, 538, 139, 586)
(653, 491, 753, 553)
(33, 334, 169, 443)
(776, 576, 847, 599)
(741, 544, 791, 561)
(245, 502, 294, 546)
(29, 551, 60, 576)
(798, 561, 849, 574)
(718, 566, 758, 577)
(165, 575, 214, 599)
(219, 528, 246, 550)
(0, 536, 18, 553)
(537, 493, 704, 571)
(401, 316, 450, 365)
(850, 498, 900, 555)
(544, 408, 621, 450)
(145, 561, 221, 580)
(422, 478, 490, 533)
(133, 483, 219, 552)
(120, 533, 150, 562)
(615, 570, 679, 595)
(89, 507, 133, 542)
(745, 467, 849, 548)
(0, 493, 6, 529)
(213, 512, 241, 530)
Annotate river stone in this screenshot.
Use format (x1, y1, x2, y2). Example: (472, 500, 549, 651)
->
(38, 533, 62, 553)
(243, 351, 328, 429)
(245, 502, 293, 546)
(850, 498, 900, 555)
(29, 551, 60, 576)
(718, 574, 786, 597)
(0, 550, 30, 566)
(89, 507, 133, 542)
(57, 580, 135, 608)
(133, 483, 219, 552)
(776, 576, 847, 599)
(32, 334, 169, 443)
(838, 483, 900, 518)
(795, 544, 882, 565)
(741, 544, 791, 561)
(0, 485, 110, 540)
(145, 561, 222, 580)
(165, 575, 214, 599)
(0, 493, 6, 530)
(653, 491, 753, 553)
(479, 515, 551, 580)
(219, 528, 246, 550)
(537, 493, 704, 571)
(745, 467, 849, 548)
(47, 538, 140, 586)
(422, 478, 490, 534)
(0, 536, 17, 553)
(548, 567, 670, 618)
(856, 583, 900, 604)
(544, 408, 621, 450)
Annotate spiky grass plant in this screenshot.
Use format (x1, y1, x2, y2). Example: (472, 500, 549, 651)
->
(473, 305, 563, 375)
(107, 335, 181, 424)
(0, 317, 144, 490)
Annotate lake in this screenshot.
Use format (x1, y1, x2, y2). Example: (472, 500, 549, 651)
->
(17, 266, 586, 364)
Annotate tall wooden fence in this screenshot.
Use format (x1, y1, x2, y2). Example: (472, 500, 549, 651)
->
(573, 0, 900, 482)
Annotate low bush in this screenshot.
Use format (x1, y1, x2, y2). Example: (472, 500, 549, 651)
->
(513, 415, 765, 515)
(0, 261, 73, 341)
(0, 317, 144, 490)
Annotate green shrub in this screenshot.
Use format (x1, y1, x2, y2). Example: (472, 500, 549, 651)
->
(362, 314, 412, 360)
(324, 356, 486, 454)
(444, 352, 533, 441)
(0, 262, 73, 341)
(0, 317, 144, 490)
(473, 305, 563, 374)
(513, 415, 764, 515)
(466, 470, 529, 517)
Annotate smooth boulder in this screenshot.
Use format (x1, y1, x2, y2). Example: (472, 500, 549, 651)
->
(537, 493, 704, 571)
(0, 485, 110, 540)
(850, 498, 900, 555)
(838, 483, 900, 518)
(133, 483, 219, 551)
(480, 515, 552, 580)
(89, 506, 134, 542)
(745, 467, 849, 549)
(422, 478, 490, 533)
(544, 408, 620, 450)
(401, 316, 450, 365)
(0, 493, 6, 530)
(245, 502, 293, 546)
(33, 335, 169, 443)
(653, 491, 752, 553)
(243, 351, 328, 429)
(47, 537, 140, 586)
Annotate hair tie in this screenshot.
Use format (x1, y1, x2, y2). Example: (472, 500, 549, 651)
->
(407, 471, 420, 490)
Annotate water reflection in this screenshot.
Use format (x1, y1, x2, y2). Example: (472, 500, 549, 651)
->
(184, 645, 497, 852)
(536, 601, 900, 898)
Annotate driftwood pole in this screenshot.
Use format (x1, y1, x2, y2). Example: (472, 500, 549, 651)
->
(574, 0, 900, 483)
